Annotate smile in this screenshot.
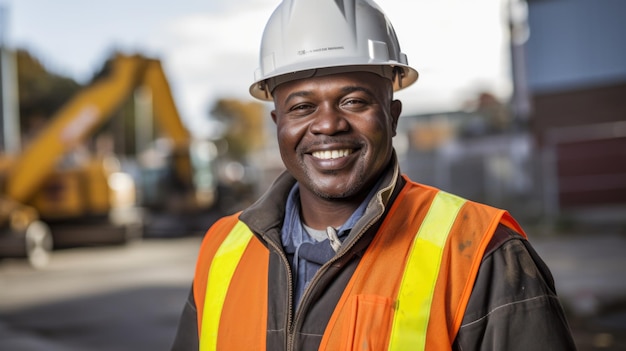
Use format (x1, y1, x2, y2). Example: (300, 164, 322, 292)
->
(311, 149, 354, 160)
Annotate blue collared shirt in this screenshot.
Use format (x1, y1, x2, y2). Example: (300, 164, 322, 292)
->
(281, 180, 381, 308)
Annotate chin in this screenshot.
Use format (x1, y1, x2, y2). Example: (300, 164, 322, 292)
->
(311, 182, 363, 200)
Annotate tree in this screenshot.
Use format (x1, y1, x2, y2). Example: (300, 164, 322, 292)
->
(16, 49, 82, 135)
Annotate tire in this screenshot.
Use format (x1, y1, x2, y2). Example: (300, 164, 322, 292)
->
(25, 220, 53, 269)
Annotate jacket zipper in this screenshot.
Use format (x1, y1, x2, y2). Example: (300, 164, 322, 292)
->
(287, 203, 386, 351)
(295, 174, 396, 320)
(284, 166, 398, 350)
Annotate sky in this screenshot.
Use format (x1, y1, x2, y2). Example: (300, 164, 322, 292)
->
(0, 0, 513, 137)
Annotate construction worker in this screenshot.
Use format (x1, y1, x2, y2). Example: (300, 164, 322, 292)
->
(171, 0, 576, 349)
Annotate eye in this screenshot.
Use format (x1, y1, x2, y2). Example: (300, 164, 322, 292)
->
(288, 103, 316, 116)
(292, 103, 312, 110)
(341, 97, 368, 110)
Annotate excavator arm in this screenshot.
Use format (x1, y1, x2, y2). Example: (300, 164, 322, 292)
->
(6, 54, 144, 203)
(142, 59, 189, 150)
(4, 53, 191, 205)
(141, 58, 193, 186)
(1, 52, 196, 266)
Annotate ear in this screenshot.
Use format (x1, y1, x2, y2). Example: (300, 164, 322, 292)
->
(390, 99, 402, 136)
(271, 109, 278, 124)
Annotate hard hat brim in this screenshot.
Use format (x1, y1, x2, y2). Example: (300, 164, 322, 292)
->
(249, 63, 418, 101)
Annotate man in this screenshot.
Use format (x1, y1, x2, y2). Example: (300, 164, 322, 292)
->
(172, 0, 576, 350)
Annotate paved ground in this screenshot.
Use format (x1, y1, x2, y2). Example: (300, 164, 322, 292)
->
(1, 230, 625, 350)
(0, 236, 201, 351)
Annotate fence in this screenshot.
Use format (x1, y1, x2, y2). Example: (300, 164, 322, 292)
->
(397, 122, 626, 229)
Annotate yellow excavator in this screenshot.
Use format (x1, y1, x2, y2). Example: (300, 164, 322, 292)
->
(0, 53, 214, 267)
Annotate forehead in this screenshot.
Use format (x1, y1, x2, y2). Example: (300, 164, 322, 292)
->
(272, 71, 391, 100)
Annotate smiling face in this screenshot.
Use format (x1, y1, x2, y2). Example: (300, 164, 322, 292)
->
(271, 71, 402, 206)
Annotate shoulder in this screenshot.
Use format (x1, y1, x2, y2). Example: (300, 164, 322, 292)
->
(455, 225, 576, 349)
(469, 224, 559, 315)
(482, 225, 556, 294)
(195, 213, 243, 279)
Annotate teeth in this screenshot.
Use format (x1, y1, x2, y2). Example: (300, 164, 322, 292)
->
(312, 149, 353, 160)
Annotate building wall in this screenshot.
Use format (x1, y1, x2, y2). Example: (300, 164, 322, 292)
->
(526, 0, 626, 210)
(526, 0, 626, 93)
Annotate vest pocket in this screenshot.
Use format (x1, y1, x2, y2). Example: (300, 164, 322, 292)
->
(340, 294, 394, 351)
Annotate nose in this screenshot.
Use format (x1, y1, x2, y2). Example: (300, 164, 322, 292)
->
(309, 104, 349, 135)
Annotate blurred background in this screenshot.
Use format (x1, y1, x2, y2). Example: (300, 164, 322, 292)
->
(0, 0, 625, 350)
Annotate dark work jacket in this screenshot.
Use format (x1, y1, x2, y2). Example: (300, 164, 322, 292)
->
(171, 158, 576, 350)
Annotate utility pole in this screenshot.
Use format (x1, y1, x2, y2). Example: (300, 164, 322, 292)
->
(0, 5, 21, 154)
(507, 0, 532, 126)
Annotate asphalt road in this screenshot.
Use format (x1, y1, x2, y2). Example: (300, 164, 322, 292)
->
(0, 236, 201, 351)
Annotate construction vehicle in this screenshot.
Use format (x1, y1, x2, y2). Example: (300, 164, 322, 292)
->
(0, 53, 214, 267)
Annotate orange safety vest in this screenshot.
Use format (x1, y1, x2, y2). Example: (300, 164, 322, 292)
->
(193, 181, 525, 350)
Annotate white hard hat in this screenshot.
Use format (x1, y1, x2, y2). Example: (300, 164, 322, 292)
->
(249, 0, 419, 100)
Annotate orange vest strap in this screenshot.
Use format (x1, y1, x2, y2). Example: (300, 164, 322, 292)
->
(200, 221, 254, 351)
(193, 214, 241, 334)
(388, 190, 466, 350)
(320, 183, 506, 350)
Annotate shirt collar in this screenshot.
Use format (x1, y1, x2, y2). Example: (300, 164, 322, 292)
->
(282, 177, 384, 252)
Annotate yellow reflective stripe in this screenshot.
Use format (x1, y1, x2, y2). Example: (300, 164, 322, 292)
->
(388, 191, 466, 351)
(200, 221, 253, 351)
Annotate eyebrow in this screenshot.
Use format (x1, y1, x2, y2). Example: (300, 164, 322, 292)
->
(340, 86, 376, 98)
(284, 91, 312, 105)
